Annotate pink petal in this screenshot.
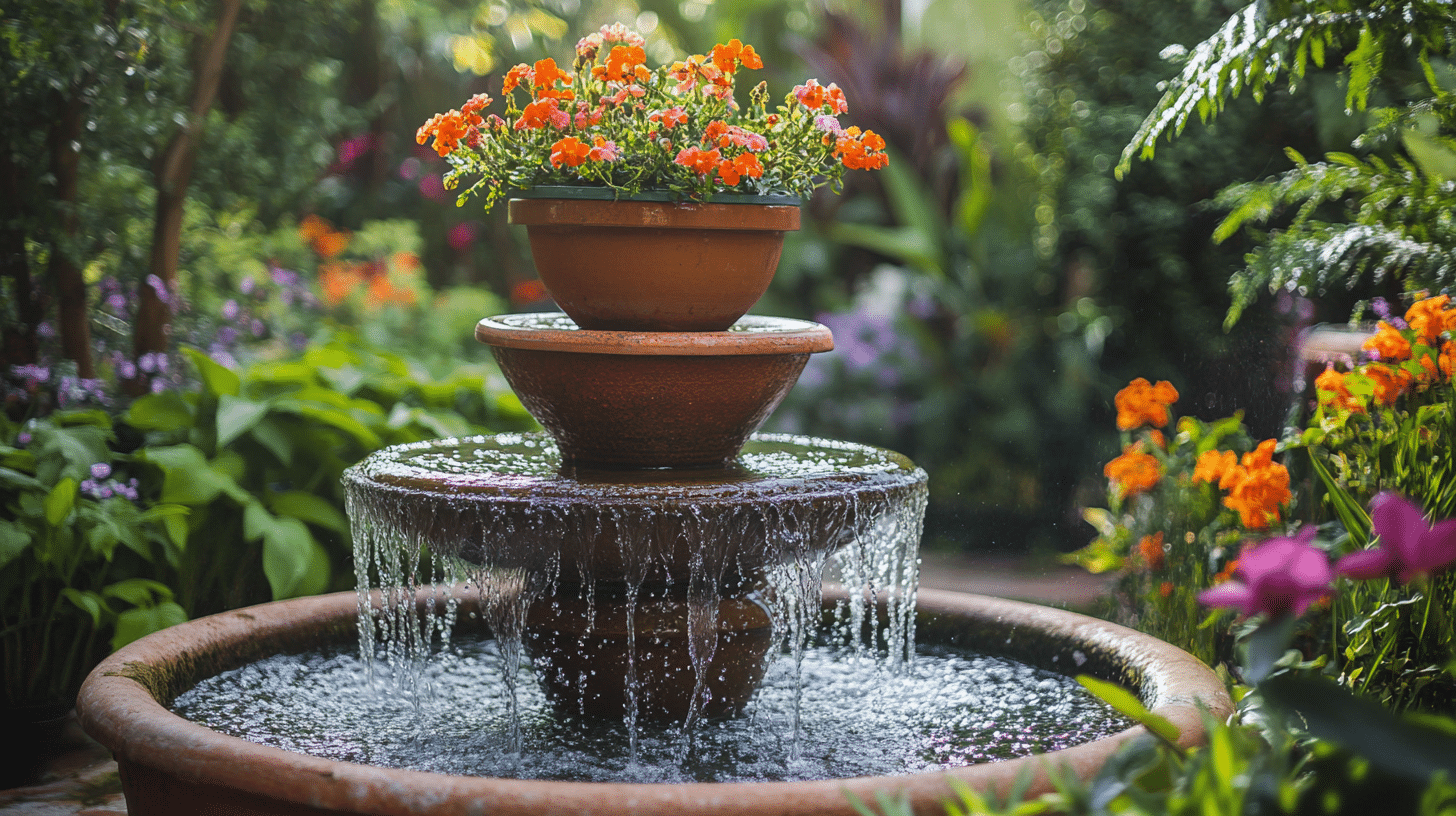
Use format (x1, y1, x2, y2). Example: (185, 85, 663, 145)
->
(1370, 492, 1428, 569)
(1412, 518, 1456, 576)
(1199, 582, 1254, 615)
(1336, 548, 1396, 581)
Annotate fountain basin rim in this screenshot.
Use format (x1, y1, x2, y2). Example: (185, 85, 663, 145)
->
(475, 313, 833, 356)
(77, 588, 1232, 816)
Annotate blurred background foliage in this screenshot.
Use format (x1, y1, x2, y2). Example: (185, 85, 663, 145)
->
(2, 0, 1374, 593)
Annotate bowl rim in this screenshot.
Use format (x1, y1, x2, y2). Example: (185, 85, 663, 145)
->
(78, 588, 1232, 816)
(476, 312, 834, 356)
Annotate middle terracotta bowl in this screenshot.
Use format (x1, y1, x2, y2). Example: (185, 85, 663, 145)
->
(476, 313, 833, 469)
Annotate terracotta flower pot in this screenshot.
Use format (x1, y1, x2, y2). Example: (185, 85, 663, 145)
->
(475, 313, 832, 469)
(508, 194, 800, 332)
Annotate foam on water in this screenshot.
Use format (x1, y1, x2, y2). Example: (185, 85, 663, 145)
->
(172, 636, 1132, 783)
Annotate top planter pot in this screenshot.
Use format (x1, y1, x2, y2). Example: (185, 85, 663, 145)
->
(508, 191, 800, 332)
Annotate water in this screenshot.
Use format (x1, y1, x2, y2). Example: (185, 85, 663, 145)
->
(172, 635, 1133, 783)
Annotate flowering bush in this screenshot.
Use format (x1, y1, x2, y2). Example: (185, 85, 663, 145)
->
(415, 23, 889, 211)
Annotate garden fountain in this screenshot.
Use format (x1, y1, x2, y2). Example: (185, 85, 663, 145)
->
(77, 206, 1231, 815)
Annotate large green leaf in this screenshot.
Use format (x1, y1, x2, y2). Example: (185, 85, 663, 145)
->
(112, 601, 188, 650)
(216, 394, 272, 449)
(182, 346, 242, 397)
(138, 444, 249, 506)
(33, 423, 111, 484)
(269, 490, 348, 534)
(124, 390, 196, 433)
(44, 477, 77, 527)
(246, 502, 326, 599)
(1077, 675, 1180, 744)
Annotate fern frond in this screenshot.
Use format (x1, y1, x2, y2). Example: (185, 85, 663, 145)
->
(1215, 151, 1456, 325)
(1118, 0, 1456, 177)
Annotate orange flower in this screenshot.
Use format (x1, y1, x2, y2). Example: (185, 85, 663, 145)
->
(1136, 532, 1166, 570)
(648, 107, 689, 130)
(300, 215, 350, 258)
(717, 152, 763, 186)
(1442, 341, 1456, 380)
(503, 63, 532, 95)
(531, 57, 574, 100)
(318, 261, 364, 306)
(1405, 293, 1456, 346)
(515, 98, 568, 131)
(1192, 449, 1238, 486)
(1362, 321, 1412, 362)
(1114, 377, 1179, 430)
(710, 39, 763, 73)
(1363, 363, 1412, 407)
(549, 136, 592, 168)
(1158, 582, 1174, 598)
(793, 79, 828, 109)
(1104, 442, 1162, 500)
(673, 146, 721, 176)
(1314, 366, 1365, 413)
(1220, 440, 1290, 530)
(1213, 556, 1242, 585)
(666, 54, 720, 93)
(833, 127, 889, 170)
(1146, 429, 1166, 449)
(593, 45, 649, 84)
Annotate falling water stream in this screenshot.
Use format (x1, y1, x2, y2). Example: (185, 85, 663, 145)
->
(171, 433, 1132, 782)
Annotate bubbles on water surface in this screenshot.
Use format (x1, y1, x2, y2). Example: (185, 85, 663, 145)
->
(173, 637, 1132, 783)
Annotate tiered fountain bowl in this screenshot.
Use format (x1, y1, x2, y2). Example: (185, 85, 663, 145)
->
(78, 202, 1231, 815)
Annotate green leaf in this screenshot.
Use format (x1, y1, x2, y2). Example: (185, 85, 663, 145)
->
(1262, 674, 1456, 783)
(111, 601, 188, 650)
(181, 346, 242, 397)
(1401, 130, 1456, 183)
(61, 588, 108, 628)
(215, 394, 272, 449)
(269, 490, 348, 534)
(1241, 615, 1298, 685)
(1077, 675, 1181, 744)
(248, 417, 294, 466)
(259, 511, 321, 600)
(44, 477, 77, 526)
(0, 519, 31, 570)
(124, 390, 196, 433)
(102, 578, 174, 607)
(138, 444, 249, 506)
(1344, 26, 1382, 113)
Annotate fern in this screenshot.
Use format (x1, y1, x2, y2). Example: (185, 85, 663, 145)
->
(1215, 150, 1456, 325)
(1117, 0, 1456, 177)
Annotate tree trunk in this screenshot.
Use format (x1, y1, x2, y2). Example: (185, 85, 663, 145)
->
(49, 90, 96, 379)
(131, 0, 244, 385)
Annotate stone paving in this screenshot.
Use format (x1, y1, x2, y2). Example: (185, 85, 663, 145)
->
(0, 552, 1109, 815)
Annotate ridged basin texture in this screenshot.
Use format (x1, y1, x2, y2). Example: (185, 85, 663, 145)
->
(78, 589, 1232, 816)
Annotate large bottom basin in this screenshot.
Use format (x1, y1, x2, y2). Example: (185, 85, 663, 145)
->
(77, 588, 1231, 816)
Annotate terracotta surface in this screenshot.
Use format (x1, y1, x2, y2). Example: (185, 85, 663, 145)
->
(526, 585, 774, 722)
(508, 198, 800, 332)
(475, 315, 833, 469)
(77, 588, 1232, 816)
(342, 434, 927, 583)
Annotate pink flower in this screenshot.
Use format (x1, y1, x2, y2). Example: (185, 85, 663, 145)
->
(1198, 527, 1333, 619)
(1337, 492, 1456, 584)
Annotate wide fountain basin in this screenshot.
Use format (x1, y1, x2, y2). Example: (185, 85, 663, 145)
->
(77, 588, 1231, 816)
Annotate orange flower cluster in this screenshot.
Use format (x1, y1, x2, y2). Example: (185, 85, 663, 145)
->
(415, 94, 491, 158)
(833, 127, 888, 171)
(592, 45, 650, 84)
(318, 254, 419, 309)
(1135, 532, 1166, 570)
(1115, 378, 1179, 430)
(1104, 441, 1162, 500)
(299, 215, 351, 258)
(549, 135, 617, 168)
(673, 146, 764, 186)
(1192, 439, 1291, 529)
(792, 79, 848, 114)
(1317, 293, 1456, 413)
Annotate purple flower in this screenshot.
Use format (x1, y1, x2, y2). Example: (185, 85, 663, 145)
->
(107, 293, 127, 312)
(271, 266, 299, 288)
(1372, 297, 1392, 320)
(16, 431, 31, 445)
(239, 277, 257, 296)
(448, 222, 477, 251)
(217, 326, 239, 347)
(118, 360, 138, 380)
(222, 299, 241, 321)
(1337, 492, 1456, 584)
(90, 462, 112, 480)
(1199, 527, 1333, 619)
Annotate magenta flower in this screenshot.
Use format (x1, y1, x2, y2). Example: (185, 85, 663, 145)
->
(1336, 492, 1456, 584)
(1198, 527, 1333, 618)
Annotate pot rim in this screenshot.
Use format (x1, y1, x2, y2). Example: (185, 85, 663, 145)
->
(77, 588, 1231, 816)
(476, 313, 833, 356)
(508, 196, 801, 231)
